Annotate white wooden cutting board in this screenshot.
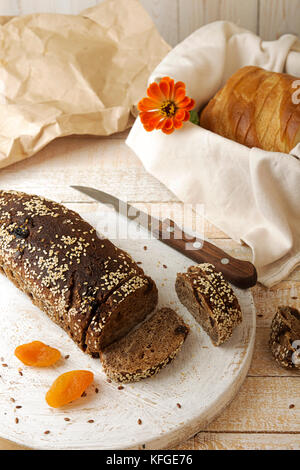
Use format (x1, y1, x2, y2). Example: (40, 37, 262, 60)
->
(0, 209, 256, 450)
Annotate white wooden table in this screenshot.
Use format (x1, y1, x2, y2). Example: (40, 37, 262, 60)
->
(0, 0, 299, 451)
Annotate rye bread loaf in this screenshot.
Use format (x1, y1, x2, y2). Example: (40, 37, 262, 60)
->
(100, 307, 189, 383)
(270, 306, 300, 370)
(175, 263, 242, 346)
(0, 190, 158, 355)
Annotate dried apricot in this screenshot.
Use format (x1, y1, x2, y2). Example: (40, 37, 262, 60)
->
(45, 370, 94, 408)
(15, 341, 61, 367)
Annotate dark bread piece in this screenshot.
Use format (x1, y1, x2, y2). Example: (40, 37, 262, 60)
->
(0, 190, 158, 354)
(175, 263, 242, 346)
(270, 306, 300, 370)
(85, 275, 158, 354)
(100, 307, 189, 383)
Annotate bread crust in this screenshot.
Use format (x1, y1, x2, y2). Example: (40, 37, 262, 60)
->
(175, 263, 242, 346)
(200, 66, 300, 153)
(0, 190, 157, 353)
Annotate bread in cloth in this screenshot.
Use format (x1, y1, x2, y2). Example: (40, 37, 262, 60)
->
(200, 65, 300, 153)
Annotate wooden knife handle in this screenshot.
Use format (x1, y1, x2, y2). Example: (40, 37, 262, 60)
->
(154, 219, 257, 289)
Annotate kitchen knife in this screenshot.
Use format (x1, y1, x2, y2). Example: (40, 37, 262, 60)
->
(71, 185, 257, 289)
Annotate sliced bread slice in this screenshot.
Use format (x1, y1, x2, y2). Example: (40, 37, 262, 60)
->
(270, 306, 300, 370)
(175, 263, 242, 346)
(100, 308, 189, 383)
(85, 275, 158, 355)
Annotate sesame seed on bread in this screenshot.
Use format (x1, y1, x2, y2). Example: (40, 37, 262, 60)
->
(100, 308, 189, 383)
(0, 190, 158, 354)
(175, 263, 242, 346)
(270, 306, 300, 370)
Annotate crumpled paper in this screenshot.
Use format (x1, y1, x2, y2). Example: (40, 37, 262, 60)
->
(0, 0, 170, 169)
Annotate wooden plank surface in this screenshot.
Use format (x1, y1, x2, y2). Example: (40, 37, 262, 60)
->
(178, 0, 259, 41)
(140, 0, 179, 47)
(1, 0, 299, 44)
(259, 0, 300, 39)
(192, 433, 300, 450)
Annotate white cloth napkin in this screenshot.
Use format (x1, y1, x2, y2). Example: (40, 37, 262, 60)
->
(126, 21, 300, 287)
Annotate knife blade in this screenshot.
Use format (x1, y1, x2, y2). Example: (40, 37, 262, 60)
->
(71, 185, 257, 289)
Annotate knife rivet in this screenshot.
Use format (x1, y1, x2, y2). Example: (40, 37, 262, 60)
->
(221, 258, 230, 265)
(193, 241, 202, 249)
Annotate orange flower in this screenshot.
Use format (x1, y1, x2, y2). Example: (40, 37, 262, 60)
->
(138, 77, 195, 135)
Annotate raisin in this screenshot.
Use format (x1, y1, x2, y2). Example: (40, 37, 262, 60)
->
(90, 300, 98, 311)
(85, 286, 95, 297)
(14, 341, 61, 367)
(13, 227, 30, 239)
(175, 325, 188, 335)
(45, 371, 94, 408)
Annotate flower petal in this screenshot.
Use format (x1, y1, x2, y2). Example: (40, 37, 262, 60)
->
(174, 87, 186, 104)
(140, 111, 153, 124)
(162, 77, 175, 99)
(148, 113, 163, 129)
(162, 118, 174, 131)
(159, 80, 170, 99)
(173, 119, 183, 129)
(162, 127, 175, 135)
(175, 109, 186, 121)
(138, 97, 159, 112)
(183, 110, 191, 121)
(147, 82, 164, 102)
(140, 111, 164, 132)
(179, 97, 195, 111)
(155, 117, 165, 129)
(174, 81, 186, 93)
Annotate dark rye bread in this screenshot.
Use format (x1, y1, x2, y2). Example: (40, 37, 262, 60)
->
(85, 275, 158, 354)
(270, 306, 300, 370)
(0, 190, 158, 355)
(100, 308, 189, 383)
(175, 263, 242, 346)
